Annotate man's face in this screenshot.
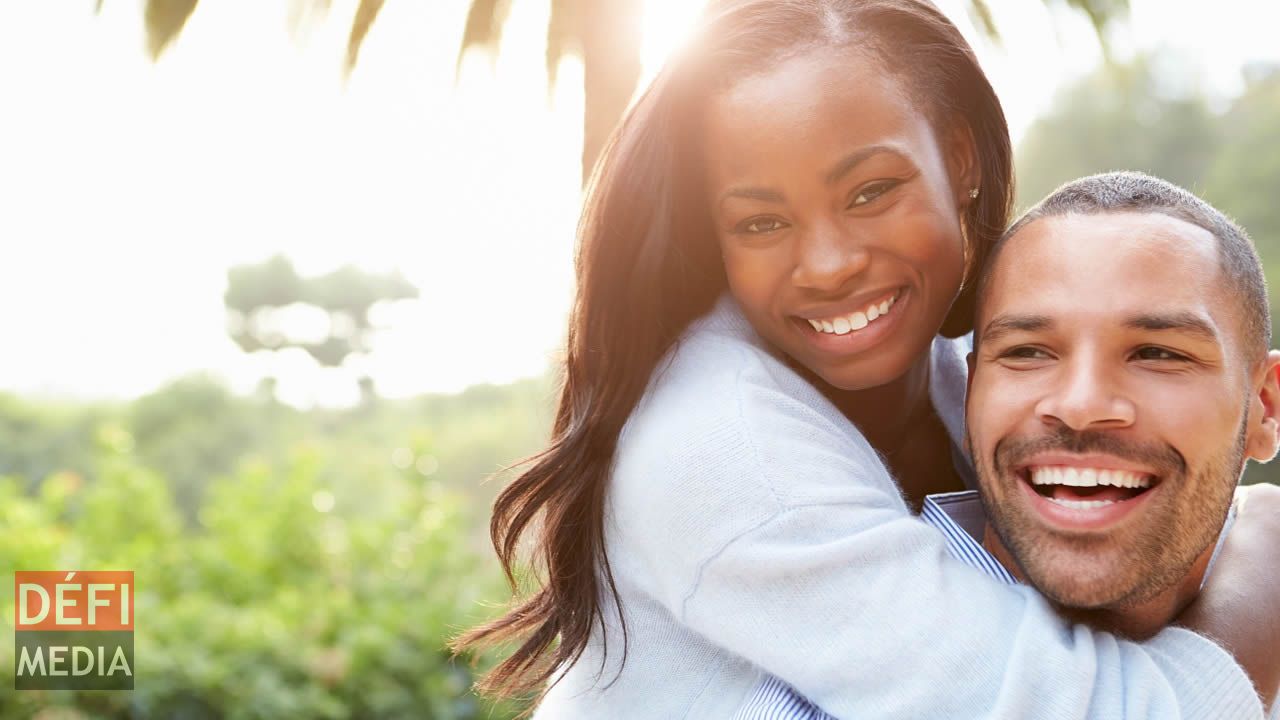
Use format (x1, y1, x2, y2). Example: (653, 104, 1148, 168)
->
(966, 212, 1277, 610)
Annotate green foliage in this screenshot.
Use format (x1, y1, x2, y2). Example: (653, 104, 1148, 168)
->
(0, 431, 522, 718)
(1202, 71, 1280, 254)
(1015, 55, 1221, 210)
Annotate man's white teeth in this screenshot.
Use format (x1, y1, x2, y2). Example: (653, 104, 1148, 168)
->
(1029, 467, 1152, 489)
(807, 294, 896, 335)
(1046, 497, 1116, 510)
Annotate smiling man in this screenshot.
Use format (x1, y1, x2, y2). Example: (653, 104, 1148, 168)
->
(739, 171, 1280, 720)
(966, 171, 1280, 644)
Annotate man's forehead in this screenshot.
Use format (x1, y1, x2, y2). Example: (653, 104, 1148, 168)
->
(981, 211, 1225, 321)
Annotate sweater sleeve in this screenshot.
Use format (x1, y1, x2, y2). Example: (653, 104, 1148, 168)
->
(611, 345, 1264, 720)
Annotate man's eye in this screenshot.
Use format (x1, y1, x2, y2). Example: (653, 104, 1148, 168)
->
(1001, 346, 1052, 361)
(849, 179, 901, 207)
(734, 217, 787, 234)
(1134, 346, 1189, 362)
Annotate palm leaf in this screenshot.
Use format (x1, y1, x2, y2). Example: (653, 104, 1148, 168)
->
(345, 0, 386, 73)
(456, 0, 513, 76)
(144, 0, 199, 60)
(545, 0, 581, 89)
(967, 0, 1001, 44)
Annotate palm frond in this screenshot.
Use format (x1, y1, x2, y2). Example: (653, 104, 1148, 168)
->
(144, 0, 200, 60)
(545, 0, 581, 89)
(1060, 0, 1131, 62)
(967, 0, 1001, 44)
(345, 0, 385, 74)
(456, 0, 513, 76)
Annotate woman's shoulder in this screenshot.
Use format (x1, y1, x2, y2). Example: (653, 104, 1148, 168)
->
(613, 296, 895, 514)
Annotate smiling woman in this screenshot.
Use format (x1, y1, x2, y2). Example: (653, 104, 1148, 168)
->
(455, 1, 1275, 719)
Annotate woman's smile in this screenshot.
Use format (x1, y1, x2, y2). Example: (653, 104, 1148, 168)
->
(789, 287, 908, 357)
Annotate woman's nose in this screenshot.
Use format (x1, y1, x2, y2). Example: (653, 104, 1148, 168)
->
(790, 222, 871, 294)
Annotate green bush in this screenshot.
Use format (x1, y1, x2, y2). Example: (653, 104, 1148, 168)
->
(0, 435, 520, 720)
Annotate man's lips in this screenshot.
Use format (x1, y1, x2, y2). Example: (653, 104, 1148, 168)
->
(1016, 452, 1160, 477)
(1011, 459, 1162, 532)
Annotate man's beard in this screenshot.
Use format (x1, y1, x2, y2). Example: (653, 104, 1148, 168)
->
(971, 419, 1245, 610)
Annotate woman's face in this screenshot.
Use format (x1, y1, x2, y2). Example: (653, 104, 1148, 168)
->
(702, 47, 977, 391)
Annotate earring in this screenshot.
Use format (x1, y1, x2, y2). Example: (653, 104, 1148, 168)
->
(969, 187, 980, 200)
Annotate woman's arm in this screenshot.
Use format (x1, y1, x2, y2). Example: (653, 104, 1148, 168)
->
(615, 347, 1268, 719)
(1178, 482, 1280, 713)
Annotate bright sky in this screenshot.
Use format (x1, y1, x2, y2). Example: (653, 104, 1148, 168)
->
(1, 0, 1277, 406)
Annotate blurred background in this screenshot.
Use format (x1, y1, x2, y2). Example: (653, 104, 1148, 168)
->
(1, 0, 1278, 717)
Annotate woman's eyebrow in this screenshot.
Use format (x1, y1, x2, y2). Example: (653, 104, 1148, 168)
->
(718, 145, 907, 209)
(824, 145, 904, 186)
(719, 186, 785, 207)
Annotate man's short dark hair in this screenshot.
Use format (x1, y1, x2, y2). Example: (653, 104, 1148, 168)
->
(978, 171, 1271, 358)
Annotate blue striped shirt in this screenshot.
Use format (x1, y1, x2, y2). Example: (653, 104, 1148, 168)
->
(733, 491, 1017, 720)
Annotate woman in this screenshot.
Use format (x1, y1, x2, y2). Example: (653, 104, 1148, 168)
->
(456, 1, 1280, 717)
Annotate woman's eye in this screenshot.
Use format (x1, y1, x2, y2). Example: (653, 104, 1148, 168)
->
(734, 217, 787, 234)
(1134, 346, 1189, 362)
(849, 179, 901, 207)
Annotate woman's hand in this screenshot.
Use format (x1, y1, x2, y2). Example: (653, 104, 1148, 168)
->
(1178, 482, 1280, 711)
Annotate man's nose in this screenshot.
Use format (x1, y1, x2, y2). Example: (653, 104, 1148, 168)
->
(790, 221, 871, 294)
(1034, 355, 1136, 431)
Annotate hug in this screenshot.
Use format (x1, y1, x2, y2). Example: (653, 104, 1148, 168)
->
(456, 1, 1280, 717)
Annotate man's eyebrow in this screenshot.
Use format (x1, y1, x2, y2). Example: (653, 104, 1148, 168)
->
(1125, 312, 1219, 341)
(979, 314, 1052, 345)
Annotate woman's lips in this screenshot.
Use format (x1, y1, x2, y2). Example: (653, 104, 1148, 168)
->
(790, 287, 909, 357)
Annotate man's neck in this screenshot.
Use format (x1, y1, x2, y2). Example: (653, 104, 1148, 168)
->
(981, 523, 1215, 640)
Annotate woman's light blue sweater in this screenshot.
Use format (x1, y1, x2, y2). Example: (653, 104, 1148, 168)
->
(535, 295, 1264, 719)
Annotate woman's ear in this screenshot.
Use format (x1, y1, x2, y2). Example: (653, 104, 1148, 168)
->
(944, 122, 981, 207)
(1245, 350, 1280, 462)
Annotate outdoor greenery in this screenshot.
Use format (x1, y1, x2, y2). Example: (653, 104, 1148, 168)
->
(7, 9, 1280, 718)
(0, 376, 552, 718)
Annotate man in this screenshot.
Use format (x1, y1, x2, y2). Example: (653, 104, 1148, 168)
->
(739, 171, 1280, 719)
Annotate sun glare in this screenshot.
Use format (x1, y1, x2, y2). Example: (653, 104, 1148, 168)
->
(639, 0, 707, 89)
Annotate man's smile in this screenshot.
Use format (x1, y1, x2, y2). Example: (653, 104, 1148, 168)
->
(1011, 456, 1164, 532)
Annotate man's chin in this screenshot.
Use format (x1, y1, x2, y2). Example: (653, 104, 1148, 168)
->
(1012, 544, 1143, 610)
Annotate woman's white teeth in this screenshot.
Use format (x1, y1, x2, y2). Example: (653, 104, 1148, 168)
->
(1029, 467, 1152, 489)
(1046, 497, 1116, 510)
(808, 294, 896, 335)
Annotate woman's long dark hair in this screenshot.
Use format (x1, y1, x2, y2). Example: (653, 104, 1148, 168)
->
(454, 0, 1013, 703)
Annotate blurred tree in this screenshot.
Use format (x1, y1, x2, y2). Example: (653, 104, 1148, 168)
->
(224, 255, 419, 401)
(110, 0, 1129, 183)
(1203, 66, 1280, 262)
(1015, 54, 1220, 210)
(129, 375, 267, 521)
(1202, 65, 1280, 489)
